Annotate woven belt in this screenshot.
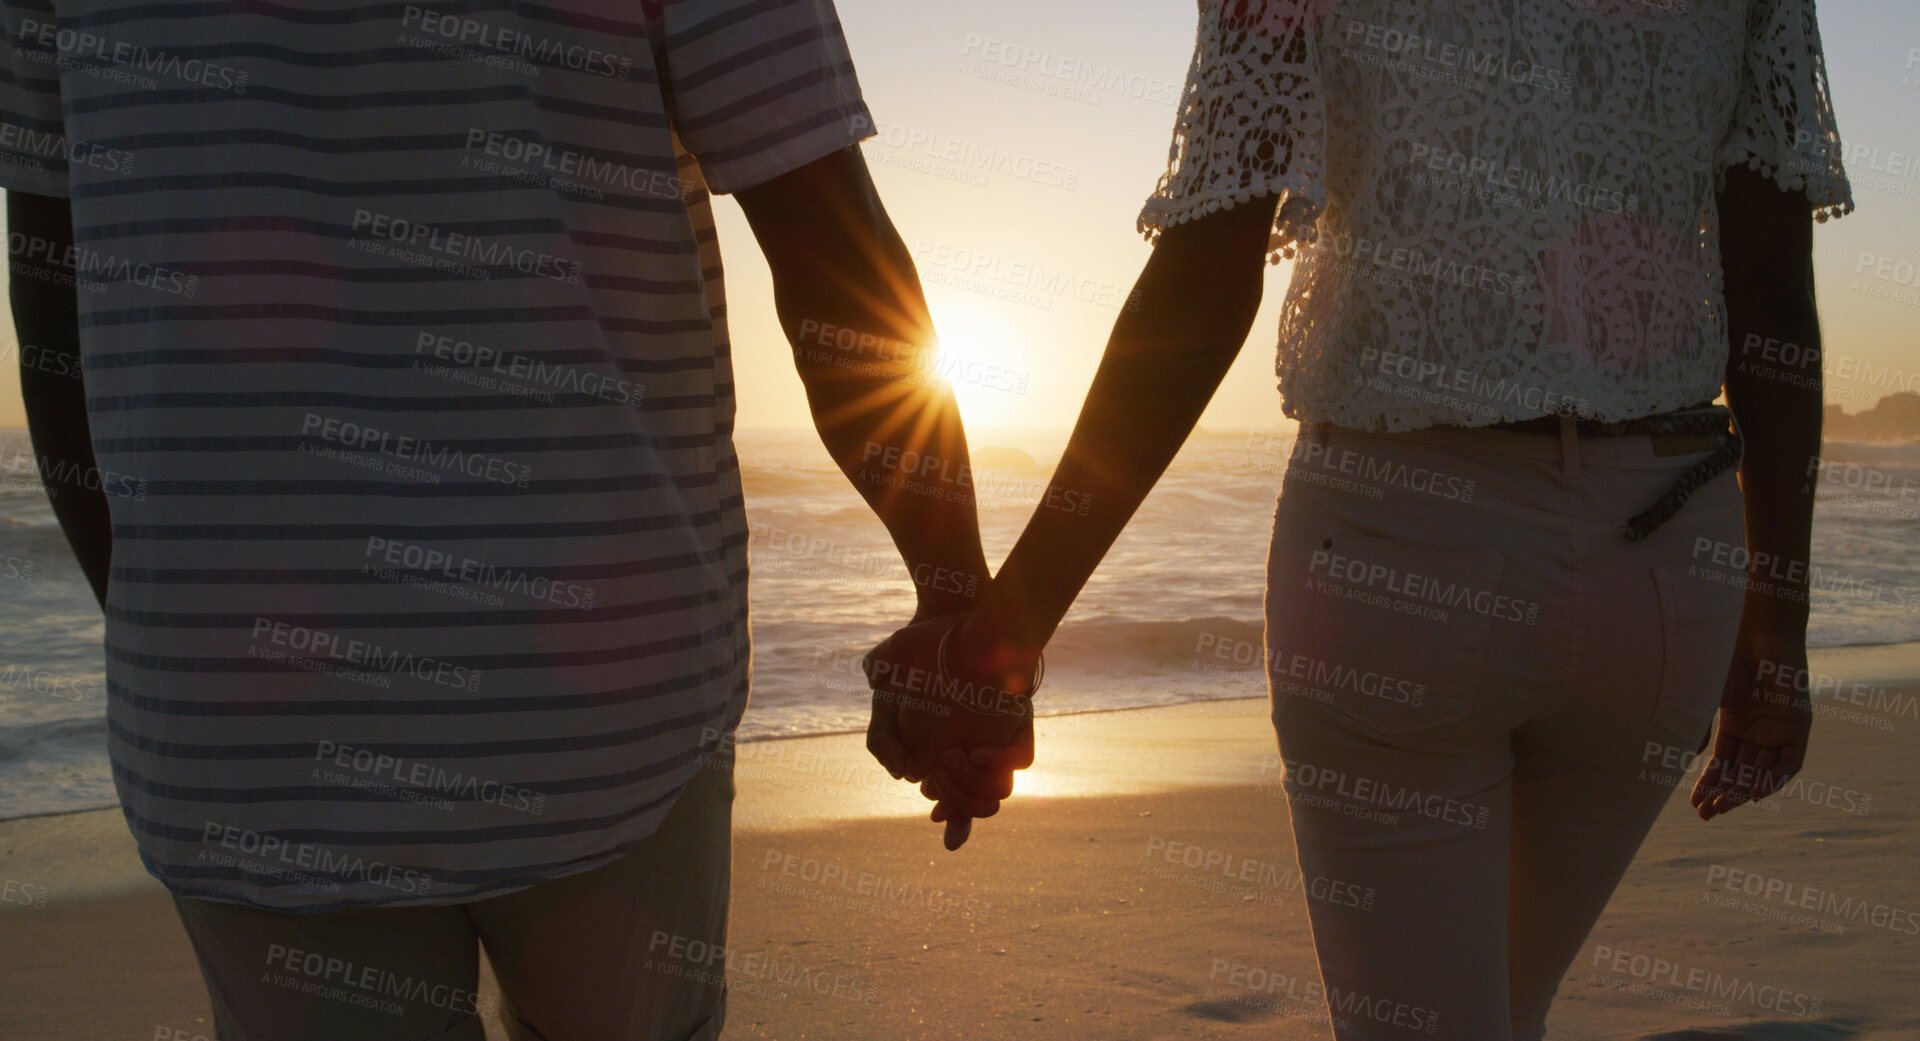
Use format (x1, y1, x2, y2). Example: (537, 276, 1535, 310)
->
(1487, 403, 1742, 541)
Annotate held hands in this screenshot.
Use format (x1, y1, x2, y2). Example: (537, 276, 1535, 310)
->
(1689, 627, 1813, 820)
(864, 613, 1037, 850)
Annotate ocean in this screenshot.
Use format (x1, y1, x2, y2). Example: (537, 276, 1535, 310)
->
(3, 427, 1916, 820)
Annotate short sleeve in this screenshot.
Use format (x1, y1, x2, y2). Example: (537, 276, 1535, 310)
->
(0, 0, 72, 197)
(1138, 0, 1326, 262)
(1715, 0, 1853, 221)
(649, 0, 874, 195)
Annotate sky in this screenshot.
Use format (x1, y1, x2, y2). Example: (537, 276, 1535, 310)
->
(2, 0, 1914, 433)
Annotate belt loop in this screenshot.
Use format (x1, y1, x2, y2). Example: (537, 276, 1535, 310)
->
(1559, 414, 1581, 480)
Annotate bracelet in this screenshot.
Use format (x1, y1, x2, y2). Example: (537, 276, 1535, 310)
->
(934, 618, 1044, 708)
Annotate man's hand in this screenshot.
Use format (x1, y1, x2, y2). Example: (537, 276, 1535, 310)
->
(865, 614, 1035, 850)
(1690, 628, 1813, 820)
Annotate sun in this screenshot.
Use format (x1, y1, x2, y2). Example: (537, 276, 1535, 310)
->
(923, 303, 1032, 431)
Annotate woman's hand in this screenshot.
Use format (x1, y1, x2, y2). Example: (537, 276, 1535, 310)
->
(1690, 628, 1813, 820)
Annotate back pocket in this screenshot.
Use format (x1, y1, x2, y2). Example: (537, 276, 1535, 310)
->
(1286, 533, 1504, 736)
(1650, 562, 1746, 746)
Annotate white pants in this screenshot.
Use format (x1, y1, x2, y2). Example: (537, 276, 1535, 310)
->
(1266, 421, 1746, 1041)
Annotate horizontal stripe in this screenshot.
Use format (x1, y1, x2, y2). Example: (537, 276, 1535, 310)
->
(107, 509, 725, 540)
(82, 305, 594, 328)
(106, 655, 740, 716)
(70, 83, 665, 131)
(107, 583, 733, 627)
(107, 553, 714, 585)
(107, 700, 730, 761)
(94, 430, 650, 449)
(113, 753, 694, 804)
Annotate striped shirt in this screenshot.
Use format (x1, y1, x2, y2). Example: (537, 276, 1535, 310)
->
(0, 0, 872, 910)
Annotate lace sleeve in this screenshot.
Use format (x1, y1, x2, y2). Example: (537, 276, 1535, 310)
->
(1715, 0, 1853, 221)
(1137, 0, 1327, 262)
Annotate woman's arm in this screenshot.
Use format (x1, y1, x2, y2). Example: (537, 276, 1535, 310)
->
(1689, 164, 1823, 820)
(947, 199, 1279, 678)
(864, 197, 1279, 844)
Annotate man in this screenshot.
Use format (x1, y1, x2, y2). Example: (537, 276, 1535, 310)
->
(2, 2, 993, 1038)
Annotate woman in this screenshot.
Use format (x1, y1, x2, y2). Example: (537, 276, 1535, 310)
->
(866, 1, 1852, 1038)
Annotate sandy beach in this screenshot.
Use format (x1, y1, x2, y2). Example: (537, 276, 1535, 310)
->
(3, 644, 1916, 1041)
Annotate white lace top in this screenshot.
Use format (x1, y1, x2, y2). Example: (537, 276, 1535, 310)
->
(1140, 0, 1854, 431)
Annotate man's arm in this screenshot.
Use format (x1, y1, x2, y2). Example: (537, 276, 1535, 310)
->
(8, 190, 109, 607)
(1690, 164, 1823, 819)
(733, 147, 990, 623)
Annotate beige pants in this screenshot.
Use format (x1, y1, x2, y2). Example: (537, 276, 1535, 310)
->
(1266, 421, 1746, 1041)
(171, 751, 734, 1041)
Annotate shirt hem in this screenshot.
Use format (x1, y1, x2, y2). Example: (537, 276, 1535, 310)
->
(697, 105, 874, 196)
(0, 166, 71, 198)
(1281, 382, 1727, 434)
(1138, 177, 1325, 263)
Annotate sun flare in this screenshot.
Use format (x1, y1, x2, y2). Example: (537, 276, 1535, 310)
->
(924, 304, 1032, 431)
